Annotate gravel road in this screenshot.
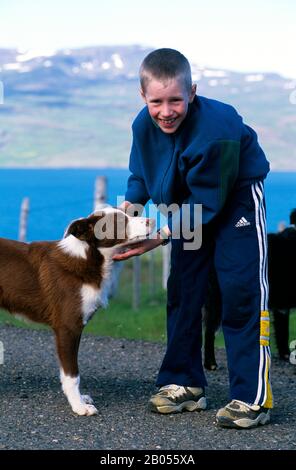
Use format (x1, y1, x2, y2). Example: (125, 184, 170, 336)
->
(0, 325, 295, 450)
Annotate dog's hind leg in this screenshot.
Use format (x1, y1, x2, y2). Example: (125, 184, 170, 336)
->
(272, 308, 290, 360)
(54, 327, 98, 416)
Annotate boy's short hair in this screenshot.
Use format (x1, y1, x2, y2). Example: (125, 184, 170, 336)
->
(140, 48, 192, 93)
(290, 208, 296, 225)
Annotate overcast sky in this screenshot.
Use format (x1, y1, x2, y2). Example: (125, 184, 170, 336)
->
(1, 0, 295, 78)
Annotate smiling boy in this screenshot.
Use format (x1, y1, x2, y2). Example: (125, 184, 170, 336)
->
(140, 70, 195, 133)
(114, 48, 272, 429)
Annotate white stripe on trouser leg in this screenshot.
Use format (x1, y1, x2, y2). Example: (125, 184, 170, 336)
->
(262, 347, 270, 405)
(254, 181, 269, 307)
(252, 182, 268, 310)
(256, 345, 264, 405)
(251, 183, 272, 407)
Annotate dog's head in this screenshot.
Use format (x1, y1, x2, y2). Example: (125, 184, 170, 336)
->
(64, 207, 155, 248)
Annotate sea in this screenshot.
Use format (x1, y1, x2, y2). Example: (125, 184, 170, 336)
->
(0, 168, 296, 241)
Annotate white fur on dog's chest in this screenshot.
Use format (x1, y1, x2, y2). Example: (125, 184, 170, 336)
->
(80, 249, 114, 325)
(80, 284, 104, 325)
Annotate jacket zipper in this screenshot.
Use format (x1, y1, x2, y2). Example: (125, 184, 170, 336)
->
(160, 134, 176, 204)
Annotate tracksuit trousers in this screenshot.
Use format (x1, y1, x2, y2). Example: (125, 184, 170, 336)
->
(157, 181, 273, 408)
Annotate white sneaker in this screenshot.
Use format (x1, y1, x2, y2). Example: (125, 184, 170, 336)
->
(148, 384, 207, 414)
(216, 399, 271, 428)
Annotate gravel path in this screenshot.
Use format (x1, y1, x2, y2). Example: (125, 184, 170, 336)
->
(0, 325, 295, 450)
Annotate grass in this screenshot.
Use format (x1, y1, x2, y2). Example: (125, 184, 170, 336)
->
(0, 249, 296, 354)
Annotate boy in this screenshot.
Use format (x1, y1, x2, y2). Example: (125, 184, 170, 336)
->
(113, 48, 272, 429)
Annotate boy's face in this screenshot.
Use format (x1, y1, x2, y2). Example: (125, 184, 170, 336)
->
(140, 76, 196, 134)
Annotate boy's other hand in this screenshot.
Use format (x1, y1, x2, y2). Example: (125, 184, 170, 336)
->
(112, 238, 163, 261)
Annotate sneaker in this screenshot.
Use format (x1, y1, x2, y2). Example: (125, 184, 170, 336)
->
(216, 400, 271, 429)
(148, 384, 207, 414)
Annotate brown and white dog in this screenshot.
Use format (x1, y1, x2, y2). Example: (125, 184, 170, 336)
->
(0, 207, 155, 416)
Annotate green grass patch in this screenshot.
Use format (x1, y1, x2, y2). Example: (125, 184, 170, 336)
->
(0, 311, 49, 330)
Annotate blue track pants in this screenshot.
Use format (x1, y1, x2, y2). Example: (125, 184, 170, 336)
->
(157, 181, 273, 408)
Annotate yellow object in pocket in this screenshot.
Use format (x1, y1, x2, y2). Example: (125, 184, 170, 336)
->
(260, 310, 270, 346)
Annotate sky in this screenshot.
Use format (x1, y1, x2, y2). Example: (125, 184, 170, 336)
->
(0, 0, 295, 78)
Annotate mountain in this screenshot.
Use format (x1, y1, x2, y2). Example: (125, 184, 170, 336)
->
(0, 45, 295, 169)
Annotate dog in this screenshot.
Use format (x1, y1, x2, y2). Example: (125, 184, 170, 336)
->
(203, 229, 296, 370)
(0, 207, 155, 415)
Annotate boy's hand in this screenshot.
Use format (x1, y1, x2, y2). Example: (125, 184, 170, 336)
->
(113, 237, 163, 261)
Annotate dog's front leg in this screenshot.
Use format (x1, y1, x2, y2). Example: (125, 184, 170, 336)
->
(54, 327, 98, 416)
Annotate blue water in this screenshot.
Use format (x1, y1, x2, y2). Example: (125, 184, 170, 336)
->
(0, 169, 295, 241)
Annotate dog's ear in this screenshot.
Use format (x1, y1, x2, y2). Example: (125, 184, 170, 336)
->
(66, 218, 95, 241)
(93, 211, 128, 246)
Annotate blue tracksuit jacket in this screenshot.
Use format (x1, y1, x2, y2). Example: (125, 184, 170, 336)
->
(125, 95, 270, 225)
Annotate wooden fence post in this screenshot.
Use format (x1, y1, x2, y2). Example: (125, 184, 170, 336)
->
(162, 243, 171, 290)
(94, 176, 107, 210)
(133, 257, 141, 311)
(18, 197, 30, 242)
(148, 250, 156, 299)
(0, 340, 4, 365)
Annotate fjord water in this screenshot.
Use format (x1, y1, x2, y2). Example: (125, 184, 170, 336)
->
(0, 169, 295, 241)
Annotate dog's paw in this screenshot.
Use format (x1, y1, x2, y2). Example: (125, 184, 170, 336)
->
(81, 394, 94, 405)
(73, 403, 98, 416)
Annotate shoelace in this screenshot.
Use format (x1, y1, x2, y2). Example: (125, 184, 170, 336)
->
(229, 400, 260, 412)
(158, 385, 185, 398)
